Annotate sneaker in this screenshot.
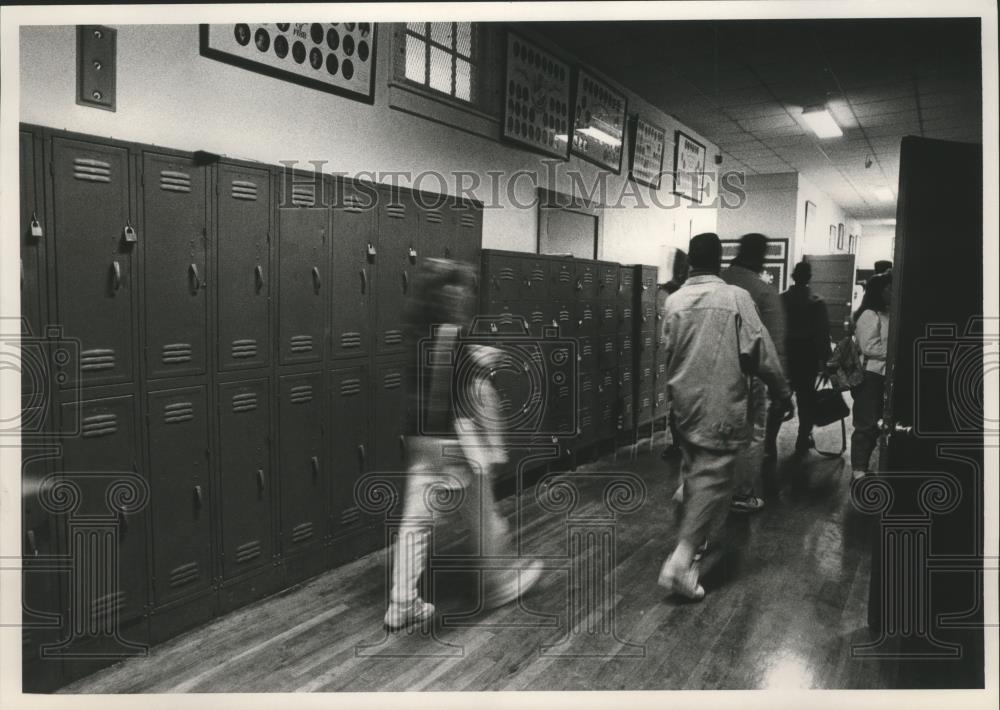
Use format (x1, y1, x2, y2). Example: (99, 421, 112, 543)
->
(851, 469, 869, 481)
(658, 559, 705, 601)
(384, 597, 436, 631)
(730, 494, 765, 514)
(483, 559, 543, 610)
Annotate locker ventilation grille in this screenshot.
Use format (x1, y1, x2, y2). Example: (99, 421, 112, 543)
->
(602, 341, 614, 354)
(91, 591, 125, 622)
(164, 401, 195, 424)
(656, 393, 667, 406)
(291, 522, 314, 543)
(386, 204, 406, 219)
(341, 507, 361, 526)
(558, 271, 572, 283)
(289, 385, 313, 403)
(558, 310, 571, 322)
(580, 412, 593, 428)
(581, 272, 594, 285)
(232, 392, 258, 412)
(581, 379, 593, 393)
(384, 330, 403, 345)
(557, 385, 570, 399)
(601, 407, 614, 422)
(80, 348, 115, 371)
(656, 363, 666, 375)
(162, 343, 192, 364)
(343, 193, 365, 212)
(236, 540, 262, 563)
(231, 340, 258, 359)
(529, 269, 545, 283)
(291, 185, 315, 207)
(622, 371, 632, 384)
(383, 372, 402, 389)
(169, 562, 199, 588)
(582, 343, 594, 357)
(529, 310, 544, 324)
(602, 306, 615, 319)
(602, 374, 614, 388)
(81, 413, 118, 438)
(289, 335, 313, 353)
(459, 214, 476, 227)
(340, 332, 362, 350)
(73, 158, 111, 183)
(160, 170, 191, 193)
(497, 268, 515, 281)
(231, 180, 258, 201)
(498, 397, 513, 413)
(340, 378, 362, 396)
(425, 211, 443, 224)
(622, 308, 632, 319)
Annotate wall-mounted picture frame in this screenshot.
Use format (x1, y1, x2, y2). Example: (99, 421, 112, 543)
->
(571, 68, 627, 173)
(764, 239, 788, 260)
(803, 200, 817, 244)
(199, 23, 377, 104)
(837, 223, 845, 250)
(848, 234, 857, 254)
(761, 262, 786, 290)
(720, 237, 790, 290)
(672, 130, 707, 203)
(829, 224, 837, 251)
(628, 115, 666, 189)
(502, 32, 572, 160)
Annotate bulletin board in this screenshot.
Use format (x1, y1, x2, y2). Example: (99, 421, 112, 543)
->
(571, 69, 627, 173)
(503, 32, 573, 160)
(629, 116, 666, 189)
(199, 23, 377, 104)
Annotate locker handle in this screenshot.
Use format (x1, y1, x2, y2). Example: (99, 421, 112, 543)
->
(401, 270, 409, 294)
(311, 455, 320, 478)
(255, 264, 265, 292)
(360, 268, 368, 294)
(193, 485, 204, 510)
(111, 260, 122, 292)
(189, 263, 200, 292)
(312, 267, 322, 292)
(256, 469, 265, 495)
(26, 529, 38, 557)
(357, 444, 366, 469)
(575, 279, 583, 291)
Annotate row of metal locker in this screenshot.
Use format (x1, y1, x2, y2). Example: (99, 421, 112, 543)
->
(18, 123, 482, 690)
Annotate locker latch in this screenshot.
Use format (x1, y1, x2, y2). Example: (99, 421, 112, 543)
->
(29, 212, 43, 239)
(367, 242, 376, 260)
(408, 246, 417, 263)
(123, 221, 137, 243)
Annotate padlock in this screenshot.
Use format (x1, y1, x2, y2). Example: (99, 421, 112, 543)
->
(123, 222, 137, 243)
(29, 212, 43, 238)
(366, 242, 376, 258)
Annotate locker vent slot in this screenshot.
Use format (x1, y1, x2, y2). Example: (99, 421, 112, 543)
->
(340, 378, 362, 396)
(580, 379, 593, 394)
(73, 158, 111, 183)
(341, 507, 361, 527)
(601, 407, 614, 422)
(656, 392, 667, 406)
(557, 271, 572, 284)
(289, 385, 313, 404)
(235, 540, 262, 563)
(289, 335, 314, 353)
(90, 591, 125, 622)
(622, 371, 632, 385)
(160, 170, 191, 193)
(580, 272, 594, 285)
(344, 193, 365, 212)
(231, 180, 259, 201)
(529, 268, 545, 283)
(291, 522, 315, 543)
(602, 374, 614, 388)
(498, 397, 513, 413)
(164, 401, 194, 424)
(162, 343, 192, 364)
(557, 385, 570, 399)
(384, 330, 403, 346)
(529, 310, 544, 325)
(169, 562, 200, 588)
(602, 341, 614, 354)
(231, 392, 258, 412)
(291, 184, 315, 207)
(81, 413, 118, 438)
(340, 332, 362, 350)
(383, 372, 402, 389)
(656, 363, 666, 376)
(602, 306, 615, 319)
(386, 204, 406, 219)
(459, 214, 476, 228)
(497, 267, 516, 281)
(80, 348, 116, 371)
(425, 211, 443, 224)
(622, 308, 632, 320)
(528, 350, 543, 365)
(640, 395, 652, 408)
(231, 339, 258, 359)
(580, 412, 593, 428)
(582, 342, 594, 357)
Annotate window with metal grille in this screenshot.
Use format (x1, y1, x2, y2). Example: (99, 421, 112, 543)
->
(399, 22, 479, 104)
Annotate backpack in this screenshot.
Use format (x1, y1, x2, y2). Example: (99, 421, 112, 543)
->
(826, 320, 865, 391)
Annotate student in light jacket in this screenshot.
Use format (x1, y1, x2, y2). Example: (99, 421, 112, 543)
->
(850, 271, 892, 480)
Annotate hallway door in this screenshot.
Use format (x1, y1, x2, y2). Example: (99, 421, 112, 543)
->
(804, 253, 855, 341)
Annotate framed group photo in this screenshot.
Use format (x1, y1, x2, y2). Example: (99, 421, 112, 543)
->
(629, 115, 666, 189)
(502, 32, 573, 160)
(672, 130, 707, 203)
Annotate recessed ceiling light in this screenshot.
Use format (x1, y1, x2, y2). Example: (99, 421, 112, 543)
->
(873, 187, 894, 202)
(801, 106, 843, 139)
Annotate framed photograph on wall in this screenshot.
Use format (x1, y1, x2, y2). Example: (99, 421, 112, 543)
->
(761, 263, 786, 290)
(199, 23, 377, 103)
(628, 115, 666, 189)
(764, 239, 788, 261)
(803, 200, 817, 244)
(720, 237, 789, 290)
(829, 224, 837, 251)
(837, 223, 845, 250)
(571, 68, 627, 173)
(672, 130, 707, 203)
(502, 32, 572, 160)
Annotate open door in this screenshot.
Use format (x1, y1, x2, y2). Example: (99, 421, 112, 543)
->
(858, 136, 984, 687)
(803, 253, 855, 341)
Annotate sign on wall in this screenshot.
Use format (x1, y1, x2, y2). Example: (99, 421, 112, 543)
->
(672, 130, 707, 203)
(502, 32, 573, 160)
(199, 23, 377, 104)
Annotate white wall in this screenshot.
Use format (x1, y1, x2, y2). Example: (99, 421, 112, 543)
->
(19, 24, 718, 279)
(856, 231, 895, 269)
(716, 171, 798, 245)
(796, 174, 862, 265)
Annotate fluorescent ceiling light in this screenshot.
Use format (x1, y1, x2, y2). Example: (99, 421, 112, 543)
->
(873, 187, 894, 202)
(801, 106, 843, 139)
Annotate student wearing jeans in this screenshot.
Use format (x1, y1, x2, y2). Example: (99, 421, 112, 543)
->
(850, 271, 892, 480)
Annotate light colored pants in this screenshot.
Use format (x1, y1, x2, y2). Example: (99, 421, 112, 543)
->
(734, 378, 769, 497)
(677, 437, 741, 548)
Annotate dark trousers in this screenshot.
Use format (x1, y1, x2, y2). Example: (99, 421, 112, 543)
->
(763, 376, 816, 453)
(850, 370, 885, 471)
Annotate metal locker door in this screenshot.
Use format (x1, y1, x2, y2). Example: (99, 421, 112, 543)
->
(553, 301, 573, 336)
(372, 361, 409, 474)
(640, 265, 659, 299)
(51, 137, 135, 387)
(576, 261, 598, 300)
(618, 266, 635, 301)
(278, 372, 327, 554)
(375, 186, 419, 354)
(330, 179, 375, 360)
(452, 200, 482, 265)
(417, 195, 452, 259)
(597, 262, 619, 300)
(482, 251, 521, 302)
(217, 163, 270, 371)
(549, 259, 575, 300)
(520, 256, 548, 299)
(142, 152, 208, 379)
(575, 301, 597, 339)
(278, 172, 327, 366)
(19, 130, 47, 411)
(329, 365, 370, 537)
(618, 300, 634, 335)
(57, 394, 147, 624)
(525, 302, 548, 337)
(598, 301, 618, 335)
(146, 386, 212, 605)
(217, 379, 272, 579)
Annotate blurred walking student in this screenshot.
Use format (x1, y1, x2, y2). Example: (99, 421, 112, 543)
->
(850, 271, 892, 480)
(658, 233, 793, 601)
(658, 248, 688, 460)
(720, 233, 789, 513)
(766, 261, 832, 455)
(384, 258, 542, 631)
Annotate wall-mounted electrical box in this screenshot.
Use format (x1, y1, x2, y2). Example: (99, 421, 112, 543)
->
(76, 25, 116, 111)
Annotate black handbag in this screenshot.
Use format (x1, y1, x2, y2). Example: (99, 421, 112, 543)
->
(811, 375, 849, 457)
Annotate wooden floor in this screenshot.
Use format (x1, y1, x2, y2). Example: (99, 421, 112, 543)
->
(60, 416, 910, 692)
